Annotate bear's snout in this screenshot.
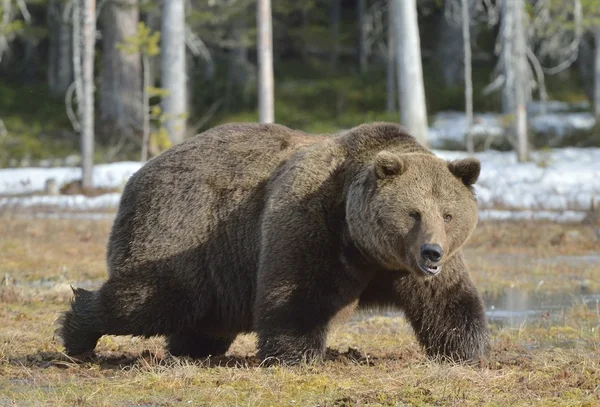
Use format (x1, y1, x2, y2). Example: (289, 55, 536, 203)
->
(418, 244, 444, 275)
(420, 244, 444, 263)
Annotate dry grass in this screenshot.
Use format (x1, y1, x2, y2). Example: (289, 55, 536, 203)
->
(0, 215, 599, 406)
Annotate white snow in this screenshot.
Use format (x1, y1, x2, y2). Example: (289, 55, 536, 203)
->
(0, 161, 142, 195)
(1, 148, 599, 221)
(429, 107, 596, 149)
(529, 112, 595, 137)
(435, 148, 600, 211)
(0, 193, 122, 211)
(479, 209, 587, 223)
(428, 111, 505, 148)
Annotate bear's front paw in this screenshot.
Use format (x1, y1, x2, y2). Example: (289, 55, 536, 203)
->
(425, 329, 490, 364)
(257, 333, 326, 366)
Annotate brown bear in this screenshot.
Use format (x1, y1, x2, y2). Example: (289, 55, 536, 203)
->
(58, 122, 490, 364)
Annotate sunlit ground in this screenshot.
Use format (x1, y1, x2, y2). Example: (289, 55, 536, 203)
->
(1, 215, 599, 406)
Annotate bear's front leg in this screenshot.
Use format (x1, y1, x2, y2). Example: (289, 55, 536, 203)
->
(254, 222, 367, 365)
(254, 278, 356, 365)
(398, 253, 490, 363)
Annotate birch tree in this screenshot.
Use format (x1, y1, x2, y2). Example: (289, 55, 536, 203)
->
(386, 0, 395, 113)
(392, 0, 428, 146)
(0, 0, 29, 65)
(117, 22, 161, 162)
(501, 0, 528, 162)
(595, 29, 600, 120)
(81, 0, 96, 191)
(443, 0, 499, 152)
(257, 0, 274, 123)
(100, 0, 141, 142)
(330, 0, 341, 71)
(461, 0, 474, 154)
(161, 0, 187, 144)
(357, 0, 367, 73)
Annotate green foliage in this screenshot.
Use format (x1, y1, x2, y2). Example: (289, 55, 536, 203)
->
(147, 87, 170, 98)
(0, 81, 76, 166)
(116, 22, 160, 57)
(116, 21, 178, 157)
(0, 18, 23, 37)
(0, 3, 24, 36)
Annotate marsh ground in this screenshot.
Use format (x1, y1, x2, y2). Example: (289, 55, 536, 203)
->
(0, 215, 599, 406)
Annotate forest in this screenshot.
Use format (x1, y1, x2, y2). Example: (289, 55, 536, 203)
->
(1, 0, 599, 172)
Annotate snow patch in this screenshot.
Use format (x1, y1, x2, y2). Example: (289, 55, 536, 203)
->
(0, 162, 142, 195)
(1, 148, 599, 218)
(429, 109, 596, 149)
(0, 193, 122, 211)
(479, 210, 587, 223)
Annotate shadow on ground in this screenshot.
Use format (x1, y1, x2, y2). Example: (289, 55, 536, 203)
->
(12, 346, 422, 370)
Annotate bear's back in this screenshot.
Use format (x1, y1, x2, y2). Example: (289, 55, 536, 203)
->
(107, 124, 323, 284)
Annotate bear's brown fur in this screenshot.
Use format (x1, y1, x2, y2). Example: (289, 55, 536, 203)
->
(58, 122, 489, 364)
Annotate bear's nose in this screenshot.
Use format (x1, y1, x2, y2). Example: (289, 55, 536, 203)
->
(420, 244, 444, 263)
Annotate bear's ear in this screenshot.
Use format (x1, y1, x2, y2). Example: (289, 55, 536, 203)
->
(374, 151, 405, 179)
(448, 157, 481, 186)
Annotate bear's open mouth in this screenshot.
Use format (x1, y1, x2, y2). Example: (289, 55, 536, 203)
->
(418, 263, 442, 276)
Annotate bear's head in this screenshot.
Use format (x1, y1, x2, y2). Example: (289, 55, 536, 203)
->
(346, 151, 480, 277)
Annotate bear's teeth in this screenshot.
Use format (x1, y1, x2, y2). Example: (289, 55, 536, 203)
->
(419, 263, 440, 275)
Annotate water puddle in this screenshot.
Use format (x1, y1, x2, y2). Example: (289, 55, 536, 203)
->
(485, 289, 600, 327)
(481, 252, 600, 267)
(483, 252, 600, 326)
(5, 238, 599, 329)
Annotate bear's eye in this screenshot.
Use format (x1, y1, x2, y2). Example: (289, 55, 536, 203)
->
(409, 211, 421, 221)
(444, 214, 453, 222)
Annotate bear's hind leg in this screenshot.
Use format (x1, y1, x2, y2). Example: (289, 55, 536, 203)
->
(58, 288, 103, 356)
(167, 332, 236, 359)
(59, 276, 184, 356)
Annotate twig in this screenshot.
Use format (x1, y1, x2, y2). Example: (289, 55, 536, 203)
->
(526, 47, 548, 115)
(15, 0, 31, 23)
(65, 82, 82, 132)
(192, 98, 223, 133)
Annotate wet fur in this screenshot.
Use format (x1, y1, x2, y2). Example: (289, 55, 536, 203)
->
(58, 122, 489, 364)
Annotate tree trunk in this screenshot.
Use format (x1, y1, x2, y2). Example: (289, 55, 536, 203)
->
(73, 0, 83, 120)
(436, 0, 480, 88)
(330, 0, 341, 71)
(231, 17, 249, 87)
(357, 0, 367, 73)
(462, 0, 474, 154)
(0, 0, 12, 66)
(594, 28, 600, 120)
(141, 54, 150, 162)
(257, 0, 274, 123)
(436, 11, 463, 87)
(386, 0, 396, 113)
(502, 0, 528, 162)
(23, 40, 40, 84)
(81, 0, 96, 191)
(99, 0, 141, 142)
(393, 0, 429, 146)
(501, 1, 514, 115)
(577, 35, 593, 103)
(161, 0, 187, 144)
(301, 3, 310, 61)
(47, 0, 73, 96)
(226, 16, 249, 110)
